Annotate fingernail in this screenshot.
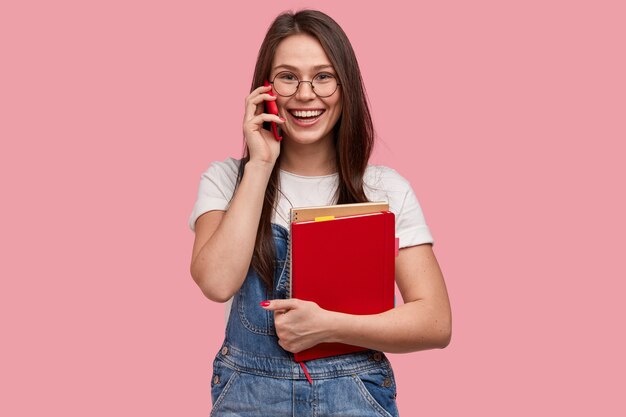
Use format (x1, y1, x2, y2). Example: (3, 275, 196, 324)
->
(279, 117, 286, 121)
(260, 300, 270, 307)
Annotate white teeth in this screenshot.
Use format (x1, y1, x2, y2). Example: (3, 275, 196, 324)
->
(291, 110, 323, 118)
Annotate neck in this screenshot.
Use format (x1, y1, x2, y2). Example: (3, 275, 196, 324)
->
(279, 136, 337, 176)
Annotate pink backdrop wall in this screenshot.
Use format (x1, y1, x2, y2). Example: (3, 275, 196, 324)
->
(2, 0, 624, 415)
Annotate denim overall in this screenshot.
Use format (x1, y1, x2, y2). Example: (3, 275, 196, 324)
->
(209, 223, 400, 417)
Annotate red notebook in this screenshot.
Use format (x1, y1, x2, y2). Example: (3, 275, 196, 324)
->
(288, 209, 396, 362)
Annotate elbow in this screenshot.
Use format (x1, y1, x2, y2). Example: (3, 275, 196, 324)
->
(407, 325, 451, 352)
(435, 316, 452, 349)
(201, 287, 233, 303)
(196, 278, 233, 303)
(413, 303, 452, 350)
(437, 327, 452, 349)
(190, 265, 233, 303)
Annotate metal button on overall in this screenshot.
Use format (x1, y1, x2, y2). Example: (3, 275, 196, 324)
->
(221, 346, 229, 356)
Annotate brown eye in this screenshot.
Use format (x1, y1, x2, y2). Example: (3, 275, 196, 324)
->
(277, 71, 297, 82)
(314, 73, 335, 81)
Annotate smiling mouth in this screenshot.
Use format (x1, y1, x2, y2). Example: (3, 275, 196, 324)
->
(288, 109, 326, 120)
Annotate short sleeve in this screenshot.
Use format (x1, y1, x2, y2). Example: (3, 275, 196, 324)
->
(364, 166, 434, 248)
(395, 178, 434, 248)
(188, 157, 240, 232)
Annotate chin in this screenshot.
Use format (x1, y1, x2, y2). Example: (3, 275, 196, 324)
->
(284, 129, 333, 145)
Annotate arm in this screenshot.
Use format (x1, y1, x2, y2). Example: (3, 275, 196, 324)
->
(329, 243, 452, 352)
(190, 84, 284, 302)
(190, 161, 273, 302)
(264, 243, 452, 353)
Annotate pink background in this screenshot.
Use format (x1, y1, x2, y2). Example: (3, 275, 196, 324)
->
(2, 0, 624, 415)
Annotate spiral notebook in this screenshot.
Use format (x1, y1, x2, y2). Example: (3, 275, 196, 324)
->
(287, 202, 397, 362)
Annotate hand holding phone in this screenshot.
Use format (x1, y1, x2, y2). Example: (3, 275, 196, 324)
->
(264, 80, 282, 142)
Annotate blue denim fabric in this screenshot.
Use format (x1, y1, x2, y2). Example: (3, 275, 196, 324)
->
(210, 223, 400, 417)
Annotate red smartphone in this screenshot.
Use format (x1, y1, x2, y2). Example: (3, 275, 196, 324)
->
(263, 80, 282, 141)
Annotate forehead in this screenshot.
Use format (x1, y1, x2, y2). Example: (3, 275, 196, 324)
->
(272, 34, 333, 72)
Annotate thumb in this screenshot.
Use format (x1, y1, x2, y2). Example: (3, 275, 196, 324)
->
(260, 299, 297, 311)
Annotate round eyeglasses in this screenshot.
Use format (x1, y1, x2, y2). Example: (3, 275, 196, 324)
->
(270, 71, 341, 98)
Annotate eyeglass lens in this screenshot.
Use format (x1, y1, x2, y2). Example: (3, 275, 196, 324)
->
(272, 71, 338, 97)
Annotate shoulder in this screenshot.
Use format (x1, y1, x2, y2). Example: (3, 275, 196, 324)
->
(363, 164, 414, 195)
(364, 163, 434, 246)
(198, 156, 242, 190)
(189, 157, 242, 231)
(363, 163, 419, 215)
(201, 156, 241, 180)
(195, 156, 244, 201)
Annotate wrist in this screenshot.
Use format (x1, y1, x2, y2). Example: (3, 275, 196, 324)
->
(324, 310, 346, 344)
(245, 159, 275, 175)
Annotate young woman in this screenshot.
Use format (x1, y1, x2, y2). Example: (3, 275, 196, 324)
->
(189, 9, 451, 416)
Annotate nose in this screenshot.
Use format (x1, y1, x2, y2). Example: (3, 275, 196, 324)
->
(295, 81, 316, 100)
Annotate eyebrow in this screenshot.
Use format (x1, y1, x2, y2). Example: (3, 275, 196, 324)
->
(273, 64, 334, 72)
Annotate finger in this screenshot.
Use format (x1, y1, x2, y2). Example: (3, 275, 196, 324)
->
(260, 298, 297, 311)
(246, 94, 279, 119)
(249, 92, 277, 105)
(251, 84, 273, 95)
(244, 86, 275, 119)
(275, 309, 289, 316)
(277, 338, 288, 351)
(244, 113, 285, 130)
(273, 309, 289, 321)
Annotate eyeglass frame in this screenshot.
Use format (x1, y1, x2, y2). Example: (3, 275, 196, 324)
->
(269, 71, 341, 98)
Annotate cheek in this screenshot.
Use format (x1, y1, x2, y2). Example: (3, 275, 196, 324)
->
(331, 99, 343, 120)
(332, 94, 343, 114)
(276, 98, 288, 113)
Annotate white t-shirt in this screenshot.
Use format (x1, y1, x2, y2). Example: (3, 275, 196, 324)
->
(189, 157, 434, 323)
(189, 157, 434, 243)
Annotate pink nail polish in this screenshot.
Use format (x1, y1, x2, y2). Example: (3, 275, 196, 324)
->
(260, 300, 270, 307)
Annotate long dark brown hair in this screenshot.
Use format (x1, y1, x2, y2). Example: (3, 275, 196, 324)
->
(236, 9, 375, 290)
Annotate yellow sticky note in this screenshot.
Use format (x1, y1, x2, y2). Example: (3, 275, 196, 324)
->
(314, 215, 335, 222)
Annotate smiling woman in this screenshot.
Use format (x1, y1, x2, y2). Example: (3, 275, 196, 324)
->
(188, 9, 451, 417)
